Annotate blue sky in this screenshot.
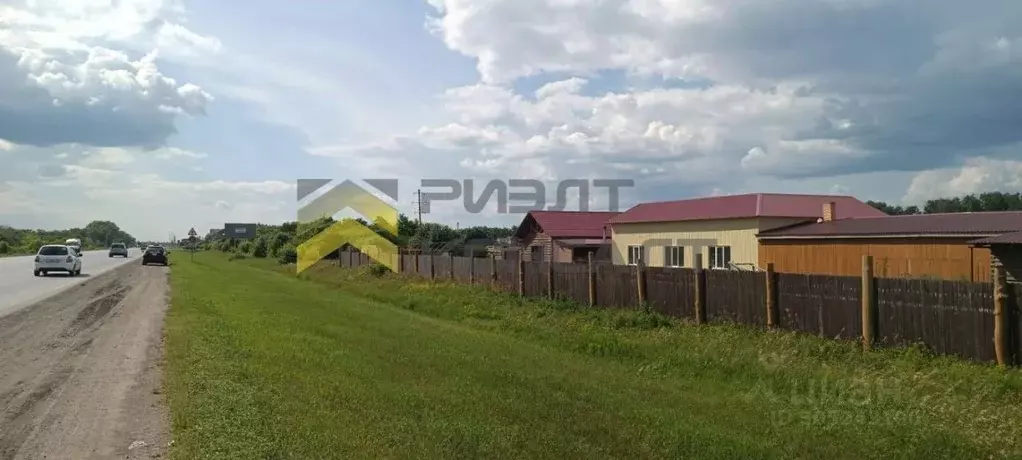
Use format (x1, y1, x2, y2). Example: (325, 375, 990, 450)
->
(1, 0, 1021, 240)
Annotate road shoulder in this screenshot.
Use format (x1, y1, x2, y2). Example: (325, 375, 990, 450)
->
(0, 262, 172, 459)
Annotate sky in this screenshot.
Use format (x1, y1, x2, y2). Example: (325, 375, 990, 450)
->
(1, 0, 1021, 241)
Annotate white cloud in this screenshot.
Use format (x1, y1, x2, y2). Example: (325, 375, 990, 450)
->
(329, 0, 1022, 216)
(903, 158, 1022, 204)
(154, 147, 207, 160)
(332, 78, 850, 188)
(79, 148, 137, 168)
(0, 0, 217, 147)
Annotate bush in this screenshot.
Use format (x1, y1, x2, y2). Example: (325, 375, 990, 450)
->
(269, 232, 291, 257)
(0, 240, 8, 254)
(366, 262, 390, 277)
(277, 245, 297, 264)
(228, 253, 248, 261)
(238, 241, 252, 254)
(252, 238, 268, 258)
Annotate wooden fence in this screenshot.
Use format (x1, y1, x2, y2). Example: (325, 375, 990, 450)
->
(337, 251, 1022, 367)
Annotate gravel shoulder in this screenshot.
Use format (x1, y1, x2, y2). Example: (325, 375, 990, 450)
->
(0, 262, 171, 460)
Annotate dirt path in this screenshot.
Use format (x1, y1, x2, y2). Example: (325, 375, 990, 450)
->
(0, 263, 171, 460)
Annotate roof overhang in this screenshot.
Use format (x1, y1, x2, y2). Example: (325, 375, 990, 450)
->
(555, 238, 610, 247)
(611, 216, 798, 226)
(758, 233, 999, 240)
(970, 241, 1022, 248)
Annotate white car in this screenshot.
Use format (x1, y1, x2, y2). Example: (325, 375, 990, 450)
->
(65, 238, 82, 254)
(34, 245, 82, 277)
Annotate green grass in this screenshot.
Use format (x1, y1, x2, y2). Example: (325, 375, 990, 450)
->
(166, 253, 1022, 460)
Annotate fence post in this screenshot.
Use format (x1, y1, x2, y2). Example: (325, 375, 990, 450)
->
(694, 254, 706, 325)
(429, 254, 435, 280)
(449, 254, 455, 280)
(547, 262, 555, 299)
(397, 250, 403, 274)
(861, 255, 877, 351)
(490, 255, 497, 284)
(765, 263, 778, 329)
(414, 252, 420, 277)
(469, 256, 475, 284)
(588, 252, 596, 307)
(993, 266, 1010, 367)
(636, 260, 647, 306)
(518, 258, 525, 296)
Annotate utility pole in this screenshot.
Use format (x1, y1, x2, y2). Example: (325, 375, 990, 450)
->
(414, 189, 423, 224)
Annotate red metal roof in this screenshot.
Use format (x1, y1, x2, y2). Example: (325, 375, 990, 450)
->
(971, 230, 1022, 245)
(608, 193, 886, 224)
(758, 211, 1022, 239)
(513, 211, 619, 239)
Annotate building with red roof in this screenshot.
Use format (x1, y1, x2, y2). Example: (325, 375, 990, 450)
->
(512, 211, 618, 263)
(608, 193, 885, 269)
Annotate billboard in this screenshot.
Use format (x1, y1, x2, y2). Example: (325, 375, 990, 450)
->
(224, 223, 257, 240)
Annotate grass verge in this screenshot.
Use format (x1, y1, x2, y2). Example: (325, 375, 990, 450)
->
(166, 252, 1022, 459)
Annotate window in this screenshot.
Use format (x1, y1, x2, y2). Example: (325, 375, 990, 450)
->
(664, 246, 684, 267)
(530, 245, 544, 261)
(38, 246, 69, 256)
(627, 245, 645, 265)
(707, 246, 731, 269)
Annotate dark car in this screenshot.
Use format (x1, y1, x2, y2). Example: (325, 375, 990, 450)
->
(109, 242, 128, 257)
(142, 245, 168, 266)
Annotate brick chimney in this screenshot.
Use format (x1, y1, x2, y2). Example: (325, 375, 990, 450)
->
(822, 202, 836, 222)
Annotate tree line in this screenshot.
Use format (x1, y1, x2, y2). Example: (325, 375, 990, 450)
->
(866, 192, 1022, 215)
(0, 220, 137, 255)
(204, 213, 518, 264)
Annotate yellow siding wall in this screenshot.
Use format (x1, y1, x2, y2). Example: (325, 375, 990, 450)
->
(609, 218, 808, 268)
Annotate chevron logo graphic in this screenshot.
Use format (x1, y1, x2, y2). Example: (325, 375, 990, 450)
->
(295, 179, 400, 274)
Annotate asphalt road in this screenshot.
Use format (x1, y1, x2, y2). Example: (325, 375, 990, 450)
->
(0, 249, 141, 318)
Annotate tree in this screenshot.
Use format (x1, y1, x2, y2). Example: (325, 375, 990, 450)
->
(922, 192, 1022, 214)
(268, 232, 291, 257)
(866, 192, 1022, 215)
(408, 222, 459, 249)
(865, 201, 921, 216)
(252, 238, 268, 258)
(397, 214, 419, 237)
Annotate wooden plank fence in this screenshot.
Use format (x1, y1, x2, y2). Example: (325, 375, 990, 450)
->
(339, 251, 1021, 367)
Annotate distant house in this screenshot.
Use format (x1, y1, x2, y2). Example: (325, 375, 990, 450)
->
(608, 193, 886, 269)
(512, 211, 618, 263)
(758, 211, 1022, 282)
(971, 231, 1022, 284)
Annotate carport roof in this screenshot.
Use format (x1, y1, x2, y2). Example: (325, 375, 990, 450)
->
(758, 211, 1022, 239)
(971, 231, 1022, 245)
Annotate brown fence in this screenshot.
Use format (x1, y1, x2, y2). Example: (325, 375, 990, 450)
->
(338, 252, 1022, 367)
